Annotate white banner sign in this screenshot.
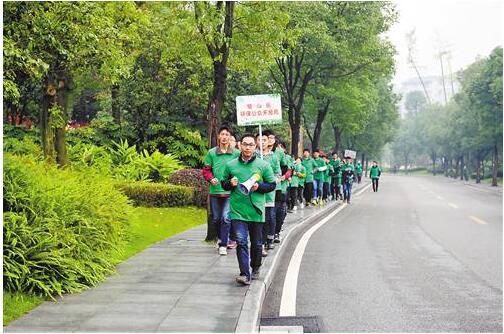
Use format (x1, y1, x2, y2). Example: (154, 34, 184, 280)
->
(344, 149, 357, 159)
(236, 94, 282, 126)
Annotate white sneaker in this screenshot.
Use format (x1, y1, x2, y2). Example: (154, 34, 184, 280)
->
(300, 203, 305, 209)
(219, 246, 227, 256)
(293, 206, 298, 211)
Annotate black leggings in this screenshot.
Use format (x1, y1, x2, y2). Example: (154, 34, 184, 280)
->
(304, 182, 313, 203)
(297, 186, 304, 204)
(288, 187, 297, 209)
(372, 178, 379, 192)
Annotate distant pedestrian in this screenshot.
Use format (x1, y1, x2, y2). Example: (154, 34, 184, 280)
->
(221, 134, 276, 285)
(356, 161, 363, 184)
(202, 125, 240, 255)
(369, 160, 382, 192)
(322, 155, 332, 204)
(289, 157, 305, 211)
(302, 149, 315, 206)
(312, 149, 327, 205)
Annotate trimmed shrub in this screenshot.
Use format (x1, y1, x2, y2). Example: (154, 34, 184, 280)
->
(167, 168, 208, 207)
(3, 154, 132, 298)
(117, 182, 193, 207)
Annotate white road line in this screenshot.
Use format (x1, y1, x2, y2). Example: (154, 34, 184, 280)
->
(279, 183, 372, 317)
(436, 195, 443, 200)
(469, 215, 488, 225)
(448, 203, 458, 209)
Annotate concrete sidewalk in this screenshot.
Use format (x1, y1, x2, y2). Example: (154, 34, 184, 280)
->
(5, 183, 368, 333)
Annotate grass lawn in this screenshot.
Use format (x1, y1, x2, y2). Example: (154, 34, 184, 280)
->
(3, 206, 206, 326)
(115, 206, 206, 261)
(3, 292, 45, 326)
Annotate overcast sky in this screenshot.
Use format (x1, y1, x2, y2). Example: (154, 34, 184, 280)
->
(386, 0, 503, 86)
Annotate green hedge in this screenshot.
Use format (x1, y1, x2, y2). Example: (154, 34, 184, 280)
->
(116, 182, 193, 207)
(3, 154, 132, 298)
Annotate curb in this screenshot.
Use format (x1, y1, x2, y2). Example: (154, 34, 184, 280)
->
(235, 183, 368, 333)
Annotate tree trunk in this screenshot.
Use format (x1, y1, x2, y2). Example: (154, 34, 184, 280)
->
(454, 157, 460, 179)
(476, 154, 481, 183)
(206, 61, 227, 148)
(205, 194, 218, 241)
(432, 151, 436, 176)
(332, 125, 342, 154)
(41, 78, 57, 162)
(361, 152, 365, 168)
(482, 158, 485, 180)
(290, 112, 301, 158)
(54, 78, 69, 167)
(195, 1, 234, 149)
(311, 100, 330, 151)
(111, 84, 121, 126)
(365, 158, 369, 177)
(460, 155, 464, 181)
(492, 144, 498, 186)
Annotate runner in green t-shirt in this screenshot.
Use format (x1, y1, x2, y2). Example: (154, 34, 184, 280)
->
(291, 157, 306, 209)
(330, 153, 343, 201)
(356, 162, 363, 184)
(322, 156, 333, 205)
(312, 149, 327, 205)
(369, 160, 382, 192)
(342, 156, 356, 204)
(202, 125, 240, 255)
(221, 133, 276, 285)
(274, 140, 292, 241)
(255, 132, 280, 253)
(301, 149, 315, 206)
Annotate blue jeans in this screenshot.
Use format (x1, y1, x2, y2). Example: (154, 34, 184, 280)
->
(275, 192, 287, 235)
(313, 179, 324, 199)
(263, 207, 276, 244)
(232, 220, 263, 280)
(210, 196, 231, 247)
(343, 182, 353, 201)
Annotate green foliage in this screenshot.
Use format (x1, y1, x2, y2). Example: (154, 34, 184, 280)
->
(3, 154, 132, 298)
(67, 141, 113, 175)
(142, 122, 207, 168)
(167, 168, 209, 207)
(3, 136, 42, 159)
(117, 182, 193, 207)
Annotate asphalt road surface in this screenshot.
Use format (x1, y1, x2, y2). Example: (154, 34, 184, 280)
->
(261, 175, 502, 332)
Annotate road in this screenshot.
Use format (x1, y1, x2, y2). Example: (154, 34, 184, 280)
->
(261, 175, 502, 332)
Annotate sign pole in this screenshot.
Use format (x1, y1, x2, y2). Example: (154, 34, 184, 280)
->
(259, 123, 263, 159)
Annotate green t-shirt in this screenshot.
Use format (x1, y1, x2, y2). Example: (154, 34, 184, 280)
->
(203, 146, 240, 195)
(285, 154, 295, 187)
(296, 164, 306, 187)
(274, 148, 288, 191)
(313, 157, 327, 181)
(258, 150, 280, 205)
(323, 164, 333, 183)
(370, 166, 381, 179)
(342, 163, 355, 184)
(302, 157, 315, 183)
(222, 156, 276, 223)
(290, 163, 305, 187)
(356, 163, 363, 175)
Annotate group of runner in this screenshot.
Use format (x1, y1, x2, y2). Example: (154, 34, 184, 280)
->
(202, 125, 382, 285)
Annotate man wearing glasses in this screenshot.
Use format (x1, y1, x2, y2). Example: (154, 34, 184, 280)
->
(221, 134, 276, 285)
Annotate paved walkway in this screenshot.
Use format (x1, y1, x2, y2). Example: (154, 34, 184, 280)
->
(4, 185, 365, 333)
